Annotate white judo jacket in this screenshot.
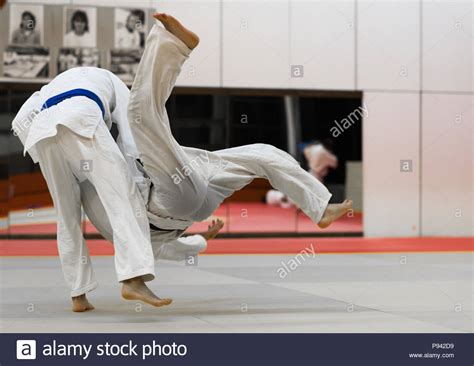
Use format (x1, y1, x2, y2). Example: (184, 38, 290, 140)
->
(12, 67, 206, 265)
(12, 67, 149, 202)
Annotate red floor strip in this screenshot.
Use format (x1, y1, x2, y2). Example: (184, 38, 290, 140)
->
(205, 237, 474, 254)
(0, 237, 472, 256)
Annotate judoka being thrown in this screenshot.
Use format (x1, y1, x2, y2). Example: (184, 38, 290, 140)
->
(12, 13, 352, 313)
(125, 12, 352, 244)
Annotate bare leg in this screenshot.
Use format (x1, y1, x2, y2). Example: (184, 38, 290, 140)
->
(71, 294, 95, 313)
(200, 219, 224, 241)
(318, 199, 353, 229)
(153, 12, 200, 50)
(121, 276, 172, 307)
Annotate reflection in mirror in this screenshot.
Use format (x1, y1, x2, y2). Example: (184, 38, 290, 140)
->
(297, 96, 363, 235)
(2, 87, 55, 238)
(0, 133, 8, 236)
(0, 88, 12, 236)
(2, 87, 363, 239)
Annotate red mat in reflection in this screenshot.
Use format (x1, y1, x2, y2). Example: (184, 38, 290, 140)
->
(10, 203, 363, 235)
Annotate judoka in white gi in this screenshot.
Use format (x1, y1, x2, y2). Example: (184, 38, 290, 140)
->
(11, 62, 222, 312)
(304, 142, 339, 182)
(123, 13, 352, 239)
(266, 142, 339, 208)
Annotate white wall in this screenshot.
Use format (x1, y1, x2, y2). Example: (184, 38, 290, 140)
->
(357, 0, 420, 91)
(419, 0, 472, 237)
(155, 0, 221, 87)
(222, 0, 290, 88)
(363, 92, 420, 237)
(421, 93, 473, 236)
(290, 0, 355, 90)
(422, 0, 473, 92)
(360, 0, 472, 237)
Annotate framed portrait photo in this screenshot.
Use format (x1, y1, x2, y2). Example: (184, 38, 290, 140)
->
(63, 6, 97, 48)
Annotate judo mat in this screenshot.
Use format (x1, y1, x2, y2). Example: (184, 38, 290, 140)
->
(0, 250, 471, 333)
(4, 203, 363, 236)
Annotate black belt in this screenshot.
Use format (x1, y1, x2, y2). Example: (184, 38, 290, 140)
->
(149, 223, 175, 232)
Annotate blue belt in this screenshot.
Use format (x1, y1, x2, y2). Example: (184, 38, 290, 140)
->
(40, 88, 105, 118)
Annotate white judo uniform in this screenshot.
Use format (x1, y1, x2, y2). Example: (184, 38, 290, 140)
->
(124, 24, 333, 233)
(266, 143, 338, 208)
(306, 144, 338, 182)
(11, 67, 205, 297)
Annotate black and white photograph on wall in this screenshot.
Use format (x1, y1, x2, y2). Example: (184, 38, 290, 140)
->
(109, 48, 143, 82)
(3, 45, 49, 78)
(114, 8, 147, 49)
(63, 6, 97, 48)
(57, 47, 99, 73)
(9, 4, 44, 46)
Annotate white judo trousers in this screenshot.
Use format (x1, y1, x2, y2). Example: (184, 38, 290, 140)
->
(80, 179, 207, 262)
(11, 67, 157, 297)
(128, 25, 332, 225)
(35, 121, 155, 296)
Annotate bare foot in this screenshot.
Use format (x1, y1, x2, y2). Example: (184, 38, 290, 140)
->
(318, 199, 353, 229)
(121, 276, 172, 308)
(201, 219, 224, 241)
(153, 12, 200, 50)
(71, 294, 95, 313)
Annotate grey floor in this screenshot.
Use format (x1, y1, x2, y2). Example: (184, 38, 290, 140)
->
(1, 253, 472, 333)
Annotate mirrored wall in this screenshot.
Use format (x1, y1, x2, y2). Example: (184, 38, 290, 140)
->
(1, 84, 363, 238)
